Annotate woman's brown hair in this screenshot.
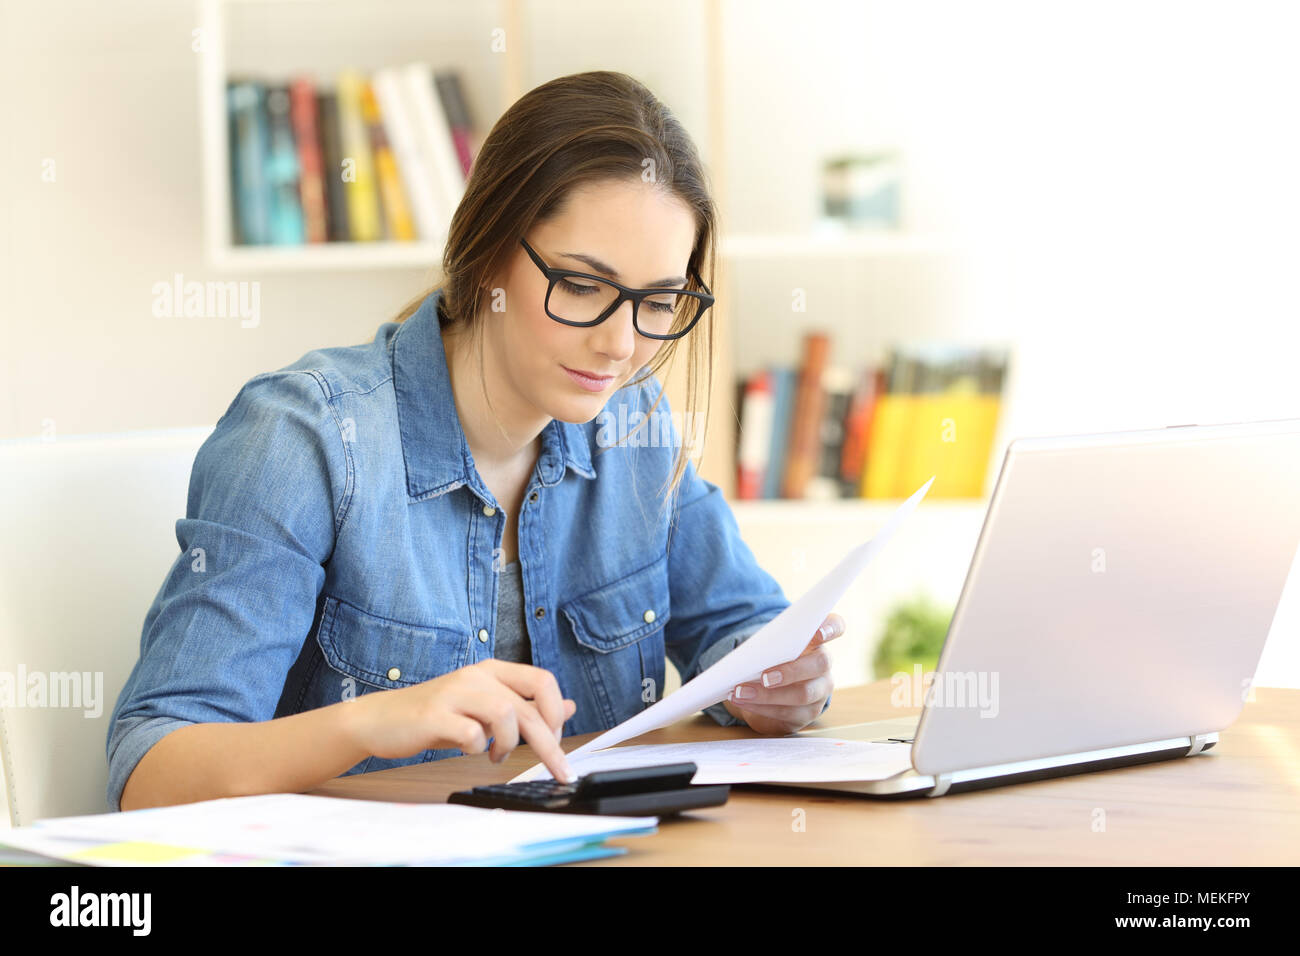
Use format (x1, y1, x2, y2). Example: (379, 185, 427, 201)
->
(390, 70, 717, 525)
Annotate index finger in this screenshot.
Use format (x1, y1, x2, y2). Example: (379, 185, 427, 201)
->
(509, 694, 578, 783)
(483, 660, 569, 735)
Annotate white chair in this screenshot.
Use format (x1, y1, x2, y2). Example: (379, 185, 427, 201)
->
(0, 426, 213, 825)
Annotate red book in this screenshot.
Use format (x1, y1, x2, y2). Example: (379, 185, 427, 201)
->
(289, 78, 328, 242)
(840, 364, 885, 494)
(736, 370, 774, 500)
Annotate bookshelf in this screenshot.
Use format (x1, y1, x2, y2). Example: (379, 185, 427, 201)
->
(197, 0, 522, 273)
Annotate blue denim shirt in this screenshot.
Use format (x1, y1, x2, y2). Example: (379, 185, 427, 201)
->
(106, 289, 817, 811)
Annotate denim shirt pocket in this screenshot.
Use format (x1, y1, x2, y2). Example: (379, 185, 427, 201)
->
(316, 594, 468, 690)
(560, 553, 671, 729)
(313, 594, 470, 773)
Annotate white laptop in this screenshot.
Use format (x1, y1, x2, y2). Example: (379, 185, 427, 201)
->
(783, 418, 1300, 798)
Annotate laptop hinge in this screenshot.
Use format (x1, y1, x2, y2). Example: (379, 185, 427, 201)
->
(927, 773, 953, 798)
(1187, 733, 1212, 756)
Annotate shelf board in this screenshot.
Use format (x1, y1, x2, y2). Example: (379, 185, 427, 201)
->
(718, 231, 960, 260)
(728, 497, 988, 523)
(208, 240, 443, 271)
(202, 232, 961, 272)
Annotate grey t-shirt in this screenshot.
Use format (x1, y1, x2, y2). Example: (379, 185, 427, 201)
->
(493, 560, 532, 665)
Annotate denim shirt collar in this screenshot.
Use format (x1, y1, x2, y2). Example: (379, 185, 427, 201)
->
(390, 289, 596, 502)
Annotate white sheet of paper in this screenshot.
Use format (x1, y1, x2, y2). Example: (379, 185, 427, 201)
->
(513, 475, 934, 783)
(12, 794, 656, 866)
(560, 737, 916, 784)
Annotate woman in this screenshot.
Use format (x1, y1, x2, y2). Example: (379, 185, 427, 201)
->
(109, 71, 840, 812)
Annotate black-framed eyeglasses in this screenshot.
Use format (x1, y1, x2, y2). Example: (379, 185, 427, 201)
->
(520, 236, 713, 341)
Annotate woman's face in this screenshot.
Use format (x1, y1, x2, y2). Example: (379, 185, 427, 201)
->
(487, 178, 698, 425)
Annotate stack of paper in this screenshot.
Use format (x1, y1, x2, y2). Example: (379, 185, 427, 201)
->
(0, 794, 657, 867)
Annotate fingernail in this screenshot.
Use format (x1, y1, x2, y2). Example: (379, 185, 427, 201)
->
(734, 684, 756, 699)
(761, 670, 783, 687)
(563, 760, 578, 783)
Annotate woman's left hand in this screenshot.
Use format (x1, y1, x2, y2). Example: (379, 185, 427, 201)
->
(721, 612, 843, 734)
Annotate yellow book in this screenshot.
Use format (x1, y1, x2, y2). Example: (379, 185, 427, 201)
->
(898, 392, 999, 497)
(336, 70, 382, 242)
(360, 81, 416, 240)
(955, 394, 1001, 496)
(861, 393, 911, 498)
(863, 350, 1004, 499)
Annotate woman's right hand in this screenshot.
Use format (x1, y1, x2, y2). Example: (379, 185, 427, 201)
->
(344, 660, 578, 782)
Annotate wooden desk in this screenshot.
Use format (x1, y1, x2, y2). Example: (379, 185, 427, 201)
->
(306, 681, 1300, 865)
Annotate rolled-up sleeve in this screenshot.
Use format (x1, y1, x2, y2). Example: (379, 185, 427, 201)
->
(105, 715, 195, 812)
(105, 370, 349, 811)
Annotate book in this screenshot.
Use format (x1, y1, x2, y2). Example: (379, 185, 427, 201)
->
(839, 363, 884, 497)
(435, 71, 478, 177)
(227, 81, 270, 245)
(736, 370, 774, 500)
(360, 79, 416, 240)
(805, 366, 855, 499)
(336, 69, 383, 242)
(763, 367, 797, 499)
(289, 77, 328, 243)
(782, 332, 831, 499)
(372, 66, 446, 241)
(315, 91, 350, 241)
(862, 347, 1008, 498)
(263, 85, 306, 245)
(402, 62, 466, 228)
(861, 349, 917, 499)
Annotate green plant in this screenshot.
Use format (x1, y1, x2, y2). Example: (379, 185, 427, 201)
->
(871, 594, 953, 680)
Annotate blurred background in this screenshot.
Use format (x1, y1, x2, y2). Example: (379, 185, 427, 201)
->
(3, 0, 1299, 772)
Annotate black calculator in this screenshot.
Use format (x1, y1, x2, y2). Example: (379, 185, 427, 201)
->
(448, 762, 729, 816)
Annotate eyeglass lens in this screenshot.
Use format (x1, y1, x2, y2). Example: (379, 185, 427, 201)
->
(548, 274, 701, 338)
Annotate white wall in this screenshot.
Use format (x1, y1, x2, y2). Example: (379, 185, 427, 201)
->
(723, 0, 1300, 437)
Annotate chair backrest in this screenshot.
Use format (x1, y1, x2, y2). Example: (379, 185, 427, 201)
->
(0, 426, 213, 825)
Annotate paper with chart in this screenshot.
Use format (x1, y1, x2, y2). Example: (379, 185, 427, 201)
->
(513, 475, 934, 783)
(0, 793, 658, 866)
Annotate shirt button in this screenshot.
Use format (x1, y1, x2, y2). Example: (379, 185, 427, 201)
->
(529, 491, 539, 503)
(477, 628, 489, 643)
(643, 609, 656, 623)
(483, 505, 496, 517)
(534, 607, 545, 619)
(387, 667, 401, 681)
